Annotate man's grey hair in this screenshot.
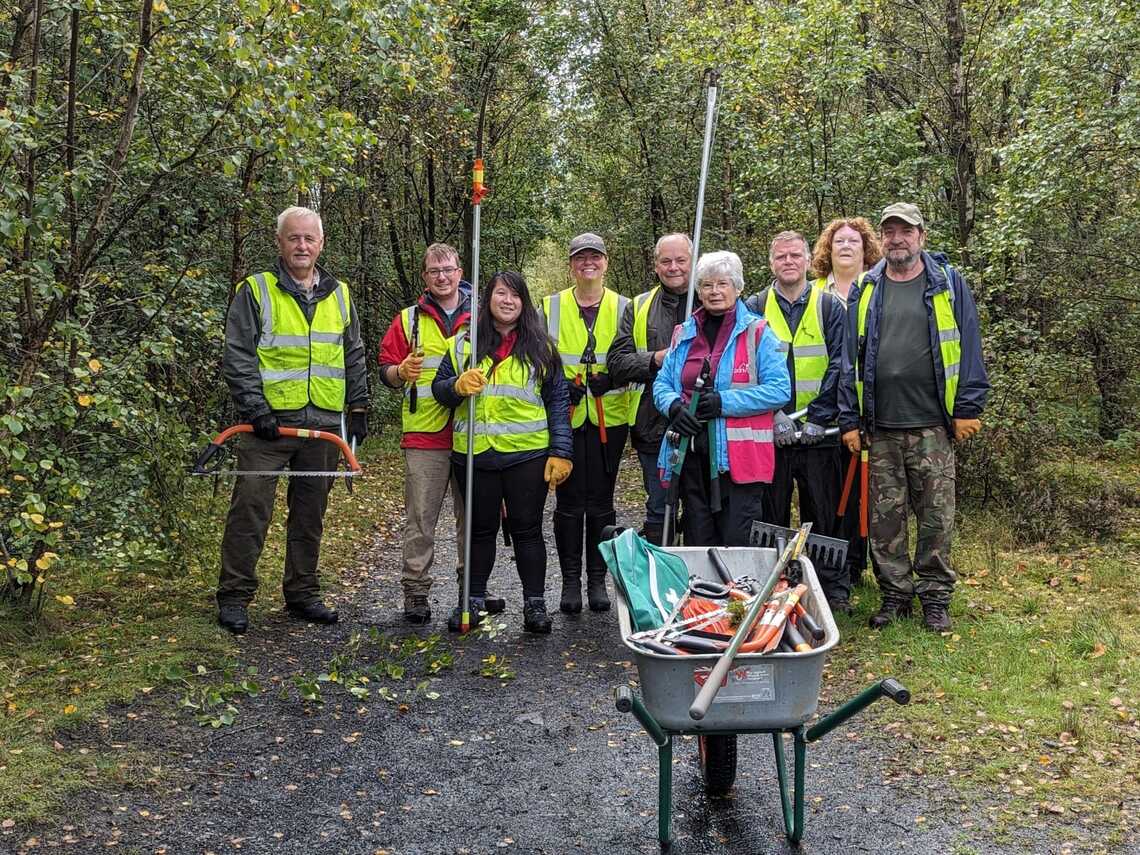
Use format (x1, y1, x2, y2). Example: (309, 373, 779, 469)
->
(653, 232, 694, 261)
(695, 251, 745, 292)
(768, 230, 810, 260)
(276, 206, 323, 237)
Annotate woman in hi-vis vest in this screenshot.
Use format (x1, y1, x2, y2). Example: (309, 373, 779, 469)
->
(653, 251, 790, 546)
(432, 271, 573, 634)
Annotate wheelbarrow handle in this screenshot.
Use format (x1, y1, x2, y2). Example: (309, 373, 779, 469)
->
(191, 424, 363, 475)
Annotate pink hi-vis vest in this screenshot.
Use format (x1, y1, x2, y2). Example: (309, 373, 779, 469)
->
(726, 319, 775, 484)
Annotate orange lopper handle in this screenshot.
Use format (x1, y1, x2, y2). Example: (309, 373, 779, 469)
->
(193, 424, 362, 474)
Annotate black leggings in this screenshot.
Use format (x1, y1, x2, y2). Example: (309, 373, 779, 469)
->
(453, 456, 549, 599)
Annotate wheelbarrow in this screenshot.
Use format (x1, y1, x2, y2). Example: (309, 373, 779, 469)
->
(610, 539, 910, 849)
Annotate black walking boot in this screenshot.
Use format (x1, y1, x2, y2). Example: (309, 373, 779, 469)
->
(920, 598, 952, 632)
(585, 512, 615, 612)
(554, 511, 584, 614)
(523, 597, 553, 634)
(868, 596, 913, 629)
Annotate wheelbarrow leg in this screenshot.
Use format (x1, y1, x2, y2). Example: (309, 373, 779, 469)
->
(772, 727, 807, 843)
(658, 735, 673, 850)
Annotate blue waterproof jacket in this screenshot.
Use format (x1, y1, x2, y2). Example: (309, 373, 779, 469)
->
(653, 300, 790, 479)
(837, 251, 990, 434)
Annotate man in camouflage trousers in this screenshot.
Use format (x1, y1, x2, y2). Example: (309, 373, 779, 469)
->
(839, 203, 989, 632)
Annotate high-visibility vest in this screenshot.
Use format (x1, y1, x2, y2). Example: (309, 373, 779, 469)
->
(627, 286, 660, 416)
(242, 271, 350, 412)
(449, 332, 549, 455)
(399, 304, 464, 434)
(763, 286, 827, 412)
(855, 267, 960, 417)
(543, 287, 632, 428)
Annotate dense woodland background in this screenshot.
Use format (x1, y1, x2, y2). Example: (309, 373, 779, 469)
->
(1, 0, 1137, 610)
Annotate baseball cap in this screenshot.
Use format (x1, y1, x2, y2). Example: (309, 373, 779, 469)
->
(879, 202, 925, 229)
(569, 232, 607, 257)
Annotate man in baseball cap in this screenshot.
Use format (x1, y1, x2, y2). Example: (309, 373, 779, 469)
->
(837, 202, 990, 632)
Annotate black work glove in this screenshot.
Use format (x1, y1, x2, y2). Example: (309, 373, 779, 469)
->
(568, 380, 586, 407)
(667, 400, 701, 438)
(587, 372, 613, 398)
(695, 390, 722, 421)
(348, 410, 369, 444)
(252, 413, 280, 441)
(773, 410, 797, 447)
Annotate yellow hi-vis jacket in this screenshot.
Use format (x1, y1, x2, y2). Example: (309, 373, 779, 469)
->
(763, 286, 827, 412)
(243, 271, 350, 412)
(449, 332, 549, 455)
(542, 287, 631, 428)
(399, 304, 464, 434)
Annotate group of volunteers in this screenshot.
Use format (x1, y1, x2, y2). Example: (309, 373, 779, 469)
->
(213, 201, 988, 639)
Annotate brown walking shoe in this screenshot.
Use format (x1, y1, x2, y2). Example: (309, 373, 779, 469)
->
(921, 601, 952, 633)
(403, 594, 431, 625)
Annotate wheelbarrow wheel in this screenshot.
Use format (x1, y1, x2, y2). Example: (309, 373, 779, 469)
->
(698, 734, 737, 796)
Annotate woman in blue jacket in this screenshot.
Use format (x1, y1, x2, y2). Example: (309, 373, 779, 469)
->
(433, 271, 574, 633)
(654, 251, 790, 546)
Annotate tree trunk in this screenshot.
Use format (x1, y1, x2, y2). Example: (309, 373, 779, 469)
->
(945, 0, 976, 263)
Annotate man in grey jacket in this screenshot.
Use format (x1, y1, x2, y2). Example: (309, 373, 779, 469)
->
(217, 207, 369, 634)
(608, 233, 692, 544)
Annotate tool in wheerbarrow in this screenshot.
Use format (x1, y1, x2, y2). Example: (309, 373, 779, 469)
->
(605, 521, 911, 848)
(190, 425, 362, 490)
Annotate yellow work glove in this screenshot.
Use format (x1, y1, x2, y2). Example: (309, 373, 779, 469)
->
(842, 429, 861, 454)
(397, 353, 424, 383)
(454, 368, 487, 396)
(544, 456, 573, 490)
(952, 417, 982, 443)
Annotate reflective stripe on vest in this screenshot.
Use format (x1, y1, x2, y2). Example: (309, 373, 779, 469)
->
(855, 266, 960, 417)
(449, 332, 549, 455)
(247, 272, 350, 412)
(627, 286, 660, 416)
(763, 285, 827, 411)
(399, 304, 463, 434)
(542, 288, 632, 428)
(725, 319, 775, 484)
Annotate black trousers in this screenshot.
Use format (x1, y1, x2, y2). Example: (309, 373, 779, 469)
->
(555, 422, 627, 516)
(768, 444, 848, 599)
(453, 456, 548, 600)
(678, 445, 769, 547)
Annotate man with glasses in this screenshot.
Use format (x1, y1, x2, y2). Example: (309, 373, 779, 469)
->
(746, 230, 849, 612)
(379, 243, 503, 624)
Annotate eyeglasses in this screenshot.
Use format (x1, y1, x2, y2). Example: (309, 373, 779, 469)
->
(425, 266, 458, 278)
(697, 281, 735, 293)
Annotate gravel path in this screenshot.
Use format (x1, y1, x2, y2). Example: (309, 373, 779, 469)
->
(7, 458, 1128, 855)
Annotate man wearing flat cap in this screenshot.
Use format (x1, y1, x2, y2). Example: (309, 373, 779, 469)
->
(542, 233, 631, 614)
(838, 202, 989, 632)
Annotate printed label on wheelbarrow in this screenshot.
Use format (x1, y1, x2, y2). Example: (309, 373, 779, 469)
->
(693, 663, 775, 703)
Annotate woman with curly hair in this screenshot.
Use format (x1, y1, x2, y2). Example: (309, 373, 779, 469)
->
(810, 217, 881, 594)
(810, 217, 881, 305)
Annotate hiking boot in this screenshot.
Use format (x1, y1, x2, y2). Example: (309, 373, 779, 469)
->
(218, 603, 248, 635)
(921, 601, 952, 633)
(403, 594, 431, 625)
(868, 598, 912, 630)
(447, 597, 485, 633)
(286, 600, 338, 625)
(828, 596, 853, 617)
(523, 597, 552, 634)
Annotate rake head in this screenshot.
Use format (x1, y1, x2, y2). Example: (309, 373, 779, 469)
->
(749, 521, 849, 571)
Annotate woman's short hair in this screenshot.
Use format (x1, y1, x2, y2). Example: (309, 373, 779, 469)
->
(695, 251, 744, 292)
(810, 217, 881, 277)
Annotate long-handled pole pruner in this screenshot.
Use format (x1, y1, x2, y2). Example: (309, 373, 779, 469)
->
(460, 157, 488, 634)
(683, 69, 720, 320)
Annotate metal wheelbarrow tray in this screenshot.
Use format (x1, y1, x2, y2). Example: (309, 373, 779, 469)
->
(612, 543, 910, 849)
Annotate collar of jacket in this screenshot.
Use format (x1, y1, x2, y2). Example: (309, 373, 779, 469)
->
(417, 288, 471, 331)
(274, 258, 338, 300)
(866, 251, 953, 296)
(675, 298, 751, 343)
